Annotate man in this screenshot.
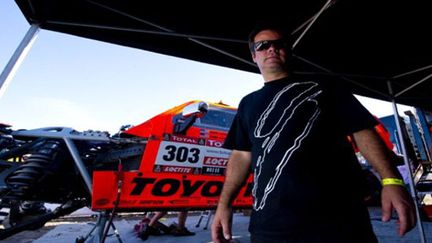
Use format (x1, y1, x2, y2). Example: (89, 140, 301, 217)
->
(211, 24, 416, 243)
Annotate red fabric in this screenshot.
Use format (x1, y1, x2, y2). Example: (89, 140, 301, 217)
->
(349, 116, 394, 153)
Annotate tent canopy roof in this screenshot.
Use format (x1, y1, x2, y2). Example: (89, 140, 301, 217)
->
(15, 0, 432, 109)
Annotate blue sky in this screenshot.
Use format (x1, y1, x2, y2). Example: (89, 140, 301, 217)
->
(0, 1, 411, 134)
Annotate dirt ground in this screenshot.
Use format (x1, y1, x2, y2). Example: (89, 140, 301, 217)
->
(4, 226, 54, 243)
(1, 212, 186, 243)
(3, 208, 432, 243)
(2, 215, 101, 243)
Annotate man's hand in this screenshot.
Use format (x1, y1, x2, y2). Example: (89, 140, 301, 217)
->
(211, 150, 251, 242)
(211, 206, 233, 243)
(353, 128, 417, 236)
(381, 185, 416, 236)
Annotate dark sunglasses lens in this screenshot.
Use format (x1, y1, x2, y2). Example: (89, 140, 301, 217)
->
(255, 41, 270, 51)
(272, 40, 286, 49)
(254, 39, 287, 52)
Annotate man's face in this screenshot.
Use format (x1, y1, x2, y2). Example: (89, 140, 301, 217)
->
(251, 30, 289, 76)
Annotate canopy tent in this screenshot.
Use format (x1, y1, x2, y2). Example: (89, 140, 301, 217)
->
(2, 0, 431, 242)
(8, 0, 432, 110)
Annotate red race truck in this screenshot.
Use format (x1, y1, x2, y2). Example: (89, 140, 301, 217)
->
(0, 100, 253, 239)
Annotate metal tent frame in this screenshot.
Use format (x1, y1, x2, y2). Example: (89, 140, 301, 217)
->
(2, 1, 432, 242)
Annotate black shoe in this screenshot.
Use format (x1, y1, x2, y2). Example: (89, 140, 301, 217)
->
(171, 227, 196, 237)
(137, 224, 150, 240)
(138, 225, 163, 241)
(146, 225, 163, 236)
(167, 223, 177, 232)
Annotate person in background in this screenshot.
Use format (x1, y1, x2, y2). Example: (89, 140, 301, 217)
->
(211, 23, 416, 243)
(144, 210, 195, 237)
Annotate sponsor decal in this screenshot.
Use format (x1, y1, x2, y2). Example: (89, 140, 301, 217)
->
(139, 200, 164, 205)
(203, 156, 228, 167)
(206, 199, 219, 205)
(169, 199, 190, 204)
(202, 166, 225, 176)
(171, 135, 200, 144)
(198, 138, 206, 145)
(199, 129, 208, 138)
(119, 200, 137, 205)
(154, 165, 194, 174)
(163, 133, 171, 141)
(130, 177, 253, 198)
(206, 139, 224, 148)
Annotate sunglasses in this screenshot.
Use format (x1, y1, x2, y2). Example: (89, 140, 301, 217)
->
(251, 39, 289, 52)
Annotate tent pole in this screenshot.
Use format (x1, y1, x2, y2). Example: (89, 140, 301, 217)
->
(395, 72, 432, 98)
(85, 0, 255, 67)
(0, 24, 40, 98)
(292, 0, 335, 49)
(387, 80, 427, 243)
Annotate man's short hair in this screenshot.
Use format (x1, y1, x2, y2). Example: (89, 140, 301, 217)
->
(248, 23, 291, 52)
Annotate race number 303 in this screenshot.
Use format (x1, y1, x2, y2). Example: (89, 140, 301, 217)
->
(156, 142, 204, 167)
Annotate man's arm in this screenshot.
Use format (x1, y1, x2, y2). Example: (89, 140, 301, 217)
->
(211, 150, 252, 243)
(353, 128, 416, 236)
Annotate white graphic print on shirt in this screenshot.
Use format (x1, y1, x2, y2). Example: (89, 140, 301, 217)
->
(252, 82, 322, 211)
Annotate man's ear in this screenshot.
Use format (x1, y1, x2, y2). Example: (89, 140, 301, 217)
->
(251, 52, 257, 63)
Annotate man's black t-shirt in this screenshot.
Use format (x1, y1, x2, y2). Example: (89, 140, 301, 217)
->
(224, 77, 378, 241)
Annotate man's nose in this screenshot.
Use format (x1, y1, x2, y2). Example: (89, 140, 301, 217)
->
(268, 44, 279, 52)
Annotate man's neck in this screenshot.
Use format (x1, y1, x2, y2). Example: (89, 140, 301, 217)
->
(263, 72, 290, 83)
